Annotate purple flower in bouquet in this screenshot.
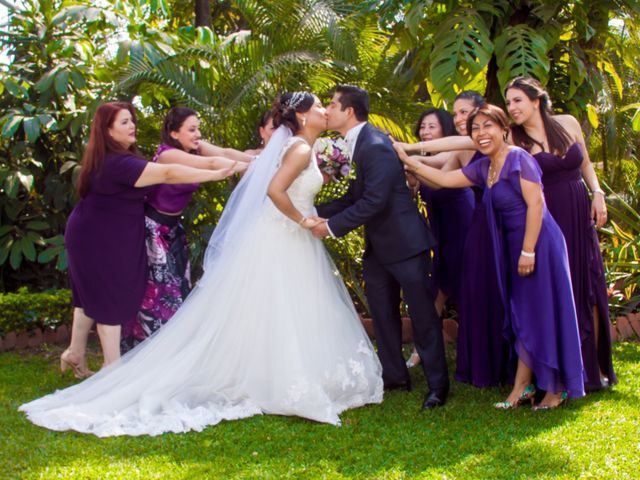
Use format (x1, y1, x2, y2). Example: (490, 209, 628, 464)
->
(313, 137, 352, 183)
(340, 164, 351, 177)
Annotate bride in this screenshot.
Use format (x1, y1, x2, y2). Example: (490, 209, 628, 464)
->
(19, 92, 383, 437)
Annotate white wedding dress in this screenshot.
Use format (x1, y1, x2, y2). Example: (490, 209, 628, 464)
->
(19, 130, 383, 437)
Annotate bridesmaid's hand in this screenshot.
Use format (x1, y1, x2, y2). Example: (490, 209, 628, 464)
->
(405, 171, 420, 196)
(591, 192, 607, 228)
(518, 255, 535, 276)
(393, 143, 420, 169)
(209, 163, 237, 181)
(232, 161, 249, 174)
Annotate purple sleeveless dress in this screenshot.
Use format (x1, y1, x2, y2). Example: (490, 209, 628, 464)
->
(419, 184, 474, 303)
(455, 152, 512, 387)
(534, 143, 616, 390)
(65, 153, 152, 325)
(462, 148, 585, 398)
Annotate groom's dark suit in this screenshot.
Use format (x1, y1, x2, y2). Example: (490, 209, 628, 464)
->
(317, 122, 449, 395)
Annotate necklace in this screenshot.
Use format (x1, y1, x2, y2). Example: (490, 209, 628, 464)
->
(487, 162, 500, 187)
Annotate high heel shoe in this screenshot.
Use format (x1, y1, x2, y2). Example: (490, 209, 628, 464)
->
(494, 384, 536, 410)
(532, 391, 568, 411)
(60, 349, 94, 379)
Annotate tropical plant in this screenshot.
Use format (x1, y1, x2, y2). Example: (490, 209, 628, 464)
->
(601, 176, 640, 315)
(0, 0, 181, 290)
(0, 0, 117, 290)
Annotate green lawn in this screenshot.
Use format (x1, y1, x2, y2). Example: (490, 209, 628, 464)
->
(1, 342, 638, 479)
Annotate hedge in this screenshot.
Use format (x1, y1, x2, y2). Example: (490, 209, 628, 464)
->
(0, 288, 72, 336)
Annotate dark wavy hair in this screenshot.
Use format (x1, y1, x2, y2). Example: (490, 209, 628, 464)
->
(335, 85, 369, 121)
(77, 102, 142, 198)
(271, 92, 315, 134)
(454, 90, 485, 108)
(466, 104, 511, 142)
(505, 76, 572, 156)
(161, 106, 198, 152)
(414, 107, 456, 140)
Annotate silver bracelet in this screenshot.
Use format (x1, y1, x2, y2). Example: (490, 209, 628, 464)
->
(520, 250, 535, 258)
(593, 188, 605, 196)
(298, 217, 307, 226)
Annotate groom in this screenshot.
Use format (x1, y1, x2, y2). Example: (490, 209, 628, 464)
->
(312, 85, 449, 409)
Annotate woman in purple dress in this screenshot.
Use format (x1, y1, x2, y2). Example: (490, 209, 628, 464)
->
(394, 104, 585, 410)
(402, 108, 475, 367)
(396, 93, 509, 386)
(505, 77, 616, 391)
(60, 102, 242, 377)
(121, 107, 252, 352)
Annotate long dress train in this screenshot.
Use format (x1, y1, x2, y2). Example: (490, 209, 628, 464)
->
(19, 132, 383, 437)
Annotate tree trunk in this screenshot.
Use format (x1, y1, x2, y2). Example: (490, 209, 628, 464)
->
(195, 0, 212, 28)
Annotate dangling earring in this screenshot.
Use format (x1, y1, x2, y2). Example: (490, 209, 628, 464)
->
(302, 117, 307, 127)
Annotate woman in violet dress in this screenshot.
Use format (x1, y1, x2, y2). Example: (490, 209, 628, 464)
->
(404, 92, 511, 387)
(121, 107, 253, 352)
(396, 92, 510, 387)
(402, 108, 475, 368)
(393, 104, 585, 410)
(505, 76, 616, 391)
(59, 102, 243, 377)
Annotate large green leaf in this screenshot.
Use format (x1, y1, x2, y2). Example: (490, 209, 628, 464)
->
(0, 236, 13, 265)
(9, 241, 22, 270)
(20, 237, 37, 262)
(35, 66, 61, 93)
(494, 24, 550, 92)
(2, 115, 23, 138)
(55, 70, 70, 95)
(22, 117, 41, 143)
(429, 9, 493, 103)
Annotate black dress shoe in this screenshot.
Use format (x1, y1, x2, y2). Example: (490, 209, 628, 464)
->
(383, 381, 412, 392)
(422, 390, 447, 409)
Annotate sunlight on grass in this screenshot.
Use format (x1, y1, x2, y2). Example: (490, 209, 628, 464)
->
(1, 342, 638, 479)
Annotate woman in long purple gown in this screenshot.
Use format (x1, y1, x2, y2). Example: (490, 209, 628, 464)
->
(505, 77, 616, 391)
(59, 102, 240, 377)
(397, 92, 510, 386)
(394, 104, 585, 409)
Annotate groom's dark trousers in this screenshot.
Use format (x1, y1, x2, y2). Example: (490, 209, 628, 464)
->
(316, 123, 449, 393)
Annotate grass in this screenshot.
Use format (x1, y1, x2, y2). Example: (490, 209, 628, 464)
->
(1, 342, 639, 479)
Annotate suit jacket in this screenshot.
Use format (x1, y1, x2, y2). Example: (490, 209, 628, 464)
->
(316, 123, 436, 264)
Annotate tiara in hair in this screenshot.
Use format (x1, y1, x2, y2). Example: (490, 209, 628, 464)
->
(285, 91, 307, 111)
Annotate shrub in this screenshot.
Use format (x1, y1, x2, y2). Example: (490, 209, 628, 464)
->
(0, 288, 72, 336)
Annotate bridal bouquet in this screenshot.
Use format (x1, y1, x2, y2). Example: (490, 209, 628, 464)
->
(313, 137, 352, 183)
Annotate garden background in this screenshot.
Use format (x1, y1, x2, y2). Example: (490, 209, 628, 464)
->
(1, 2, 640, 479)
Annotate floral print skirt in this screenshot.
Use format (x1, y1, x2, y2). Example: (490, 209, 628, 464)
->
(120, 206, 192, 353)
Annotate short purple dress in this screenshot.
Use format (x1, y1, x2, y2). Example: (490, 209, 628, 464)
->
(65, 153, 151, 325)
(462, 148, 585, 398)
(456, 152, 511, 387)
(534, 143, 616, 390)
(419, 185, 474, 303)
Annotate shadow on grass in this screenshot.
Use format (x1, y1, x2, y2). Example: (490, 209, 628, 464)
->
(3, 342, 624, 479)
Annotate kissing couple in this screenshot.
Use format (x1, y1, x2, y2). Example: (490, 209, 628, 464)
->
(20, 85, 448, 437)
